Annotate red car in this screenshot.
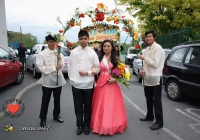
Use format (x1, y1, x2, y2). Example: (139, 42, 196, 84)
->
(0, 46, 24, 88)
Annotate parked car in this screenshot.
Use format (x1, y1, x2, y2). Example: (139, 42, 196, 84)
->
(0, 46, 24, 88)
(163, 42, 200, 101)
(26, 44, 69, 78)
(7, 47, 17, 57)
(125, 47, 138, 67)
(132, 49, 171, 83)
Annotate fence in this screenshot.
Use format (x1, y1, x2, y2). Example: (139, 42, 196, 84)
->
(157, 25, 200, 49)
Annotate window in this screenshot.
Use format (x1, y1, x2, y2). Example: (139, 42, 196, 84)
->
(0, 48, 10, 60)
(169, 48, 186, 62)
(60, 47, 69, 56)
(184, 47, 200, 66)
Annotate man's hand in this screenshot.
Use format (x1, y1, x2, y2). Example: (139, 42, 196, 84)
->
(57, 54, 61, 59)
(92, 68, 98, 75)
(140, 70, 145, 76)
(139, 55, 145, 60)
(56, 65, 62, 70)
(79, 70, 88, 76)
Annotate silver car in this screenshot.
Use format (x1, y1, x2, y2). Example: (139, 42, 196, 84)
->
(132, 49, 171, 83)
(26, 44, 69, 78)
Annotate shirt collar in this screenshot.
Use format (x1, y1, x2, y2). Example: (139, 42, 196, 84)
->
(47, 47, 56, 54)
(149, 42, 156, 50)
(78, 46, 88, 51)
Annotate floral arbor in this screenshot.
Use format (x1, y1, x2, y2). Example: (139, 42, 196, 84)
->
(54, 3, 139, 49)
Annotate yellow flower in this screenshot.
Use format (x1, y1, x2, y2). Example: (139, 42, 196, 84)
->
(125, 72, 130, 81)
(134, 33, 139, 40)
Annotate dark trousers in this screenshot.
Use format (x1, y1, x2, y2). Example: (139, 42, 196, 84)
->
(39, 86, 62, 121)
(72, 86, 94, 127)
(144, 81, 163, 125)
(19, 57, 26, 68)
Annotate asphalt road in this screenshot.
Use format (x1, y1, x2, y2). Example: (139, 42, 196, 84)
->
(0, 70, 200, 140)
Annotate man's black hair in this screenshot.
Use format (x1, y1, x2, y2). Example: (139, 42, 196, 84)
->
(78, 30, 89, 38)
(45, 34, 57, 42)
(145, 30, 156, 38)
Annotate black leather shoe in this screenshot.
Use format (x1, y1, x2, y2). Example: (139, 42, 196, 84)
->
(76, 126, 83, 135)
(150, 123, 163, 130)
(140, 117, 154, 121)
(84, 125, 90, 135)
(40, 121, 46, 127)
(54, 116, 64, 123)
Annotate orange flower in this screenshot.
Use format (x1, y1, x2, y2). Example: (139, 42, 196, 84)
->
(94, 25, 97, 29)
(56, 44, 61, 48)
(97, 3, 104, 8)
(134, 33, 138, 40)
(135, 44, 140, 50)
(68, 42, 73, 47)
(87, 28, 91, 32)
(109, 25, 113, 29)
(59, 30, 63, 33)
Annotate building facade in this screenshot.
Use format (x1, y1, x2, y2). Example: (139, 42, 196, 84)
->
(0, 0, 8, 48)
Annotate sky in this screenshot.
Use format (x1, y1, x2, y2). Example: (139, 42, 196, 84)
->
(5, 0, 138, 44)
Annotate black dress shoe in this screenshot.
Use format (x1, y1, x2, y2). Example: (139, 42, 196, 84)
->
(53, 116, 64, 123)
(84, 125, 90, 135)
(40, 121, 46, 127)
(140, 117, 154, 121)
(150, 123, 163, 130)
(76, 126, 83, 135)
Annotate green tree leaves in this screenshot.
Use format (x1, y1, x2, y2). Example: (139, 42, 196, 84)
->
(118, 0, 200, 35)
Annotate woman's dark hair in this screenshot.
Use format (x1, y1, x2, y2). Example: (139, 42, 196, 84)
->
(78, 30, 89, 38)
(99, 39, 118, 69)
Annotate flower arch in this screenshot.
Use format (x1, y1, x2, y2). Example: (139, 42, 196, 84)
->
(55, 3, 138, 48)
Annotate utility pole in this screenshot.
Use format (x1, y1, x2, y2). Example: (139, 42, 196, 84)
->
(20, 26, 22, 44)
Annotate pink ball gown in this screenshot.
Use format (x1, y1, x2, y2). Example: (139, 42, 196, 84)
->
(91, 61, 128, 135)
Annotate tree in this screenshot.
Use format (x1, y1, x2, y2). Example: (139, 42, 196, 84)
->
(7, 31, 38, 49)
(118, 0, 200, 35)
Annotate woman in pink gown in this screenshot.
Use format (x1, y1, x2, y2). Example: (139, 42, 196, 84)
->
(91, 39, 128, 135)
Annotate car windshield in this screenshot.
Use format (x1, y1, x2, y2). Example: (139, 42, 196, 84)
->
(60, 47, 69, 56)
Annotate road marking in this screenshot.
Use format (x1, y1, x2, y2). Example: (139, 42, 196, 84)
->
(176, 108, 200, 135)
(0, 82, 38, 120)
(185, 108, 200, 119)
(123, 93, 183, 140)
(175, 109, 200, 123)
(189, 123, 200, 134)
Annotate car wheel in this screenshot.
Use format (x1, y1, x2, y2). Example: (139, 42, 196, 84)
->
(14, 69, 24, 85)
(166, 79, 182, 101)
(138, 71, 142, 83)
(33, 66, 41, 78)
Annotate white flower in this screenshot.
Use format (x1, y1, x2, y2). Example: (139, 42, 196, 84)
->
(60, 35, 67, 41)
(46, 31, 52, 35)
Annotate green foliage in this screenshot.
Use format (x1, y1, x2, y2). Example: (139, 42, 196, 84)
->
(7, 31, 38, 49)
(118, 0, 200, 35)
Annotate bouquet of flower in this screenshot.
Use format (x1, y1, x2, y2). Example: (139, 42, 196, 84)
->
(111, 62, 131, 89)
(46, 30, 67, 86)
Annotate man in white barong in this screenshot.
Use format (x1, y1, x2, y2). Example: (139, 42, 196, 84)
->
(139, 30, 165, 130)
(36, 34, 66, 127)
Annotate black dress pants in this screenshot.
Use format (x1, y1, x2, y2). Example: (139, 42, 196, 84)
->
(144, 81, 163, 125)
(39, 86, 62, 121)
(72, 86, 94, 127)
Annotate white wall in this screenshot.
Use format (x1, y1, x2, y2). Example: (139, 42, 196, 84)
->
(0, 0, 8, 48)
